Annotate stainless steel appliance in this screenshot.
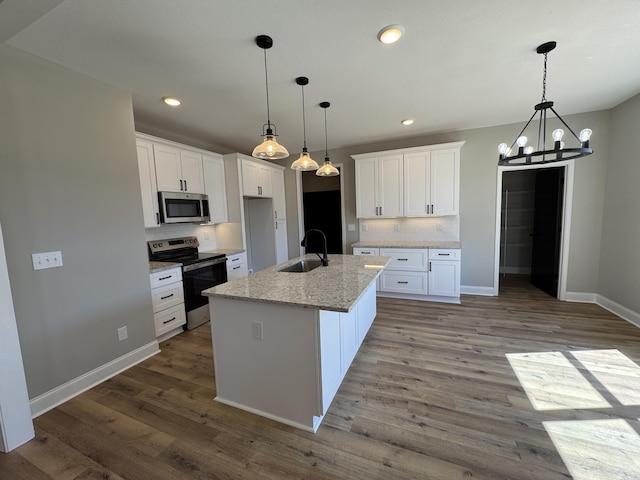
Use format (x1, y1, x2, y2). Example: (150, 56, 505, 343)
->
(158, 191, 209, 224)
(148, 236, 227, 330)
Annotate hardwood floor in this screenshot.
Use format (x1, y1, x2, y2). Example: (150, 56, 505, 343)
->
(4, 276, 640, 479)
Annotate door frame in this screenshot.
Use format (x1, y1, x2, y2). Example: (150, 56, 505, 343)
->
(493, 160, 575, 299)
(296, 163, 346, 256)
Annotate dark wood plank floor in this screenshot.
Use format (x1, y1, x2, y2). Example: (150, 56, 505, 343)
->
(4, 275, 640, 479)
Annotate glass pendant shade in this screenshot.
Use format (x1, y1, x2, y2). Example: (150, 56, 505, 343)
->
(316, 157, 339, 177)
(252, 128, 289, 159)
(291, 149, 319, 171)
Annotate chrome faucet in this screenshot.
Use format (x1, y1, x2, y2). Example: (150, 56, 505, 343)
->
(300, 229, 329, 266)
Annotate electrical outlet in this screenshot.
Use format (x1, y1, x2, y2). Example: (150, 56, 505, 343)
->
(361, 224, 368, 232)
(32, 251, 63, 270)
(347, 224, 355, 232)
(393, 223, 399, 231)
(117, 326, 128, 342)
(251, 321, 263, 340)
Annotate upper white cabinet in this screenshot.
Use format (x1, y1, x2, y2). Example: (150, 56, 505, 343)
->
(353, 141, 464, 219)
(136, 139, 160, 228)
(272, 169, 286, 220)
(241, 159, 273, 197)
(203, 154, 228, 224)
(354, 154, 403, 218)
(154, 143, 205, 194)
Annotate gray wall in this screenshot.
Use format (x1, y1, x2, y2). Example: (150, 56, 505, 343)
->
(278, 111, 610, 292)
(598, 93, 640, 312)
(0, 46, 156, 398)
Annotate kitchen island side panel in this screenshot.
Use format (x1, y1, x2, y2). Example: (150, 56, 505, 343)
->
(209, 298, 321, 430)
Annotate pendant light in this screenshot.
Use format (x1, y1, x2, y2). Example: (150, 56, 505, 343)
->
(316, 102, 340, 177)
(290, 77, 319, 171)
(498, 41, 593, 166)
(252, 35, 289, 160)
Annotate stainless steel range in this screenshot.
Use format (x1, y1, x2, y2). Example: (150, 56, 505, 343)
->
(148, 236, 227, 330)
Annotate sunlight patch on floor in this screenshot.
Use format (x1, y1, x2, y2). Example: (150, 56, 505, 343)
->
(505, 351, 610, 410)
(544, 419, 640, 480)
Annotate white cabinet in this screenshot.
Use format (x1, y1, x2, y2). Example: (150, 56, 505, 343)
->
(275, 219, 288, 264)
(241, 159, 273, 197)
(354, 154, 403, 218)
(149, 267, 186, 339)
(404, 148, 459, 216)
(154, 143, 205, 194)
(379, 248, 428, 296)
(272, 169, 286, 220)
(203, 154, 228, 224)
(136, 139, 160, 228)
(226, 252, 248, 281)
(428, 249, 461, 297)
(353, 142, 464, 219)
(352, 247, 380, 256)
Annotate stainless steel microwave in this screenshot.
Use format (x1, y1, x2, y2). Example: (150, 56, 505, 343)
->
(158, 191, 209, 224)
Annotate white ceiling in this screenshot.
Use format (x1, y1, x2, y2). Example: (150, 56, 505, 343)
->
(4, 0, 640, 155)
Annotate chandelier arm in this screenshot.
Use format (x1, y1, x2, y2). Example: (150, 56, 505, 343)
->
(549, 106, 581, 142)
(509, 110, 539, 151)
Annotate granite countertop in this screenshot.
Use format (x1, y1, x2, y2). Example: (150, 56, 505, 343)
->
(201, 248, 245, 256)
(202, 254, 389, 313)
(149, 261, 181, 273)
(352, 240, 461, 249)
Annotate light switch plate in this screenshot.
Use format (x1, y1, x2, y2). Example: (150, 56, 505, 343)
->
(32, 251, 63, 270)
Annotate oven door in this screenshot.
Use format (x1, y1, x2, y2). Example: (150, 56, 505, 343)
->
(182, 257, 227, 330)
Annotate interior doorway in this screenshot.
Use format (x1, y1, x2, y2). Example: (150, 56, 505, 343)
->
(494, 161, 575, 299)
(296, 164, 346, 256)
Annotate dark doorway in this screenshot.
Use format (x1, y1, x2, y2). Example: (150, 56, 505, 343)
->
(530, 167, 564, 297)
(301, 168, 343, 254)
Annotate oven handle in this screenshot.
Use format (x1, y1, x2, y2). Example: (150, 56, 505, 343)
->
(182, 257, 227, 272)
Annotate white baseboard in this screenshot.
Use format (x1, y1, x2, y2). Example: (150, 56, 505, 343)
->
(30, 340, 160, 418)
(596, 295, 640, 328)
(461, 285, 496, 296)
(564, 291, 598, 303)
(214, 396, 316, 433)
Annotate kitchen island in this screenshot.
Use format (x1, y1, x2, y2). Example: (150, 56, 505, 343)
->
(202, 254, 389, 432)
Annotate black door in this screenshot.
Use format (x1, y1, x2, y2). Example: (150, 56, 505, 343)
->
(530, 167, 564, 296)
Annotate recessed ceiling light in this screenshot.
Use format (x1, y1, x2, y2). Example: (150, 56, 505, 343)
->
(378, 25, 404, 44)
(401, 118, 414, 125)
(162, 96, 181, 107)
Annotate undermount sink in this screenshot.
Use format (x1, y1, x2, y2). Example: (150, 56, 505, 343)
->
(277, 259, 324, 273)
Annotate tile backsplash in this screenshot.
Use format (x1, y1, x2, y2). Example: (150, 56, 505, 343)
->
(359, 216, 459, 242)
(145, 223, 218, 251)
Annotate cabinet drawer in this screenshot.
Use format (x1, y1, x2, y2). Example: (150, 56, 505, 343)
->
(151, 282, 184, 313)
(226, 252, 246, 265)
(150, 267, 182, 289)
(227, 262, 248, 281)
(428, 249, 461, 261)
(353, 247, 380, 256)
(380, 249, 428, 271)
(380, 271, 428, 295)
(154, 303, 186, 337)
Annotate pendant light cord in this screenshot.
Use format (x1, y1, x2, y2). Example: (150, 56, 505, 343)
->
(324, 108, 329, 158)
(301, 85, 307, 149)
(263, 48, 271, 128)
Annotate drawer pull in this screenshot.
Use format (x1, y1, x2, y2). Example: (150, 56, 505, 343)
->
(232, 258, 240, 262)
(397, 258, 409, 261)
(362, 251, 371, 254)
(160, 294, 174, 300)
(158, 275, 172, 281)
(232, 266, 241, 270)
(438, 253, 451, 256)
(163, 317, 176, 324)
(397, 281, 409, 284)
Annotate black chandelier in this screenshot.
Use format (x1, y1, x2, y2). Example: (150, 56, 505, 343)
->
(498, 41, 593, 166)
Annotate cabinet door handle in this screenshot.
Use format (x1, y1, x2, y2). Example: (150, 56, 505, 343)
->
(184, 180, 188, 191)
(397, 281, 409, 284)
(431, 204, 434, 214)
(180, 179, 184, 191)
(232, 266, 241, 270)
(156, 213, 160, 225)
(362, 251, 371, 254)
(158, 275, 172, 281)
(275, 210, 278, 219)
(426, 205, 430, 214)
(429, 262, 432, 272)
(160, 294, 174, 300)
(398, 258, 408, 261)
(438, 253, 451, 256)
(163, 317, 176, 324)
(275, 222, 278, 229)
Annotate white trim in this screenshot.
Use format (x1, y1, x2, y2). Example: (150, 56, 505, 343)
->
(461, 285, 496, 296)
(564, 291, 598, 303)
(351, 141, 466, 160)
(214, 396, 317, 433)
(494, 161, 575, 300)
(30, 340, 160, 418)
(295, 163, 347, 254)
(596, 295, 640, 328)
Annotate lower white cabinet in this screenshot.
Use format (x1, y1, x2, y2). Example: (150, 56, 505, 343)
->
(150, 267, 186, 338)
(226, 252, 248, 281)
(354, 247, 460, 303)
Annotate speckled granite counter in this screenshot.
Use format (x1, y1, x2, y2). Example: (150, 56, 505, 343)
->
(201, 248, 245, 256)
(352, 240, 461, 249)
(202, 254, 389, 312)
(149, 261, 181, 273)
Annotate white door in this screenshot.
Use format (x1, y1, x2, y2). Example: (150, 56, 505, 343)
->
(430, 148, 459, 216)
(203, 155, 228, 224)
(275, 219, 288, 263)
(404, 151, 430, 216)
(378, 154, 403, 218)
(136, 140, 160, 228)
(179, 150, 205, 194)
(272, 169, 286, 219)
(355, 157, 378, 218)
(428, 260, 460, 297)
(153, 144, 182, 192)
(241, 159, 260, 196)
